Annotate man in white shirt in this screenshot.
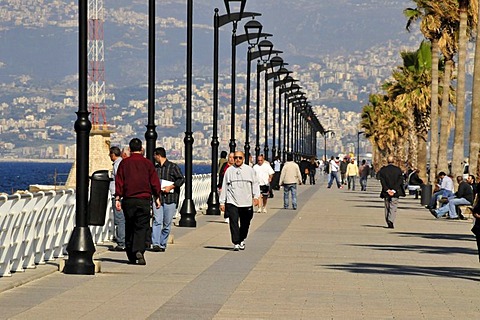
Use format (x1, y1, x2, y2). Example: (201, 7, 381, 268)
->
(327, 156, 342, 189)
(220, 151, 260, 251)
(253, 154, 275, 213)
(426, 171, 455, 209)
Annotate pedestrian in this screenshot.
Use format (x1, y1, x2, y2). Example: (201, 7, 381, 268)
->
(218, 152, 235, 223)
(327, 156, 342, 189)
(346, 158, 359, 190)
(151, 147, 185, 252)
(271, 156, 282, 190)
(425, 172, 454, 209)
(253, 154, 274, 213)
(429, 176, 473, 220)
(308, 157, 318, 185)
(218, 150, 228, 174)
(377, 155, 405, 229)
(299, 157, 309, 185)
(108, 146, 125, 251)
(279, 153, 302, 210)
(359, 159, 370, 191)
(471, 198, 480, 262)
(115, 138, 162, 265)
(340, 157, 348, 185)
(219, 151, 260, 251)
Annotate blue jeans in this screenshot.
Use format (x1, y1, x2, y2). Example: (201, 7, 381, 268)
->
(283, 184, 297, 209)
(429, 189, 454, 208)
(360, 176, 368, 191)
(328, 171, 341, 188)
(111, 199, 125, 247)
(435, 197, 471, 218)
(347, 176, 356, 190)
(152, 202, 177, 249)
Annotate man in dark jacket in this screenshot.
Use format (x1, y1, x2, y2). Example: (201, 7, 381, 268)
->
(430, 176, 473, 219)
(378, 156, 405, 229)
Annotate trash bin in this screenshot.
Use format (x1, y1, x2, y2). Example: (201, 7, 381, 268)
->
(87, 170, 111, 226)
(421, 184, 432, 206)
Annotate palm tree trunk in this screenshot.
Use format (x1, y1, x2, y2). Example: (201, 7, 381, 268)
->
(452, 1, 468, 180)
(429, 39, 440, 183)
(470, 1, 480, 179)
(417, 135, 428, 182)
(438, 59, 453, 174)
(408, 109, 417, 168)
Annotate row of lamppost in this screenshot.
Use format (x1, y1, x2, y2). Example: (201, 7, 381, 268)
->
(206, 0, 325, 215)
(66, 0, 325, 274)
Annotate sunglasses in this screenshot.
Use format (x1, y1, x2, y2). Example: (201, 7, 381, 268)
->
(234, 156, 243, 160)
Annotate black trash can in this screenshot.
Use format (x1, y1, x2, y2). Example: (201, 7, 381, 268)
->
(421, 184, 432, 206)
(87, 170, 111, 226)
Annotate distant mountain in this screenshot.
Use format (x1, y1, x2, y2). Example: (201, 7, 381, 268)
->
(0, 0, 415, 87)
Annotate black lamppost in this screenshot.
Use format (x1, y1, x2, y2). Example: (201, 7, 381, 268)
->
(357, 131, 365, 165)
(206, 2, 260, 215)
(145, 0, 158, 162)
(268, 57, 287, 161)
(64, 0, 95, 275)
(178, 0, 196, 227)
(324, 129, 334, 162)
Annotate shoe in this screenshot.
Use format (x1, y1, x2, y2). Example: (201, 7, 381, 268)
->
(425, 205, 433, 209)
(257, 207, 262, 213)
(262, 208, 267, 214)
(152, 245, 161, 252)
(292, 207, 297, 210)
(159, 247, 166, 252)
(239, 241, 245, 250)
(224, 217, 229, 224)
(135, 251, 146, 265)
(109, 245, 125, 252)
(429, 209, 439, 219)
(233, 244, 240, 251)
(446, 216, 459, 220)
(283, 206, 288, 209)
(387, 221, 394, 229)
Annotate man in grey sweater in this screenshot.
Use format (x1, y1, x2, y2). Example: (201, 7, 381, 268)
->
(220, 151, 260, 251)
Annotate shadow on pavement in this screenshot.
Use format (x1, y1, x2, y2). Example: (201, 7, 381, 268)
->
(348, 243, 478, 256)
(396, 232, 476, 242)
(204, 246, 233, 251)
(323, 263, 480, 282)
(362, 224, 388, 229)
(97, 257, 130, 264)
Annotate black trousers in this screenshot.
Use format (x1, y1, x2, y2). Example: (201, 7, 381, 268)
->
(122, 198, 151, 261)
(226, 204, 253, 245)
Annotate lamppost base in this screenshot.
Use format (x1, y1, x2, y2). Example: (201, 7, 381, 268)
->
(63, 226, 96, 275)
(206, 191, 220, 215)
(179, 199, 197, 227)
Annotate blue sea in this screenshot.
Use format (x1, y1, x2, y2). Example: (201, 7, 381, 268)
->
(0, 161, 211, 194)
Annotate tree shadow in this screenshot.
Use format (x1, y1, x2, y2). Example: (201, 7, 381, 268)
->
(362, 224, 389, 229)
(207, 220, 228, 224)
(348, 243, 478, 256)
(97, 257, 130, 264)
(396, 232, 476, 242)
(203, 245, 234, 251)
(323, 262, 480, 282)
(353, 204, 385, 209)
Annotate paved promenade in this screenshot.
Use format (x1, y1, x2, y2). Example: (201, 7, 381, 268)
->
(1, 177, 479, 319)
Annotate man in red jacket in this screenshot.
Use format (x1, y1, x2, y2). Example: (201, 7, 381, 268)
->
(115, 138, 161, 265)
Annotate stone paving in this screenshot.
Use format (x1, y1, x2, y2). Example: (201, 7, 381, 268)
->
(0, 176, 479, 319)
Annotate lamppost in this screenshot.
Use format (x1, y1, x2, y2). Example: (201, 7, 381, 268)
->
(206, 1, 261, 215)
(178, 0, 196, 227)
(268, 57, 288, 161)
(324, 129, 335, 163)
(64, 0, 95, 275)
(357, 131, 365, 165)
(144, 0, 158, 162)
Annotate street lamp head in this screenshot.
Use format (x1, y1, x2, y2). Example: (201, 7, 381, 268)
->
(224, 0, 247, 20)
(258, 39, 274, 63)
(269, 55, 284, 73)
(244, 19, 263, 46)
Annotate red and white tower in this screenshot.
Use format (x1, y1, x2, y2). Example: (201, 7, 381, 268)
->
(88, 0, 107, 129)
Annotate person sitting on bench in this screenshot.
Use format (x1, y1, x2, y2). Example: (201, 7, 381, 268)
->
(429, 176, 473, 220)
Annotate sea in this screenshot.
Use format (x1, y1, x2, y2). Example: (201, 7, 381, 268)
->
(0, 161, 211, 195)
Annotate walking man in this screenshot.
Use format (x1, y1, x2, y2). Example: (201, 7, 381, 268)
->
(108, 146, 125, 251)
(327, 156, 342, 189)
(279, 153, 302, 209)
(346, 158, 359, 190)
(377, 156, 405, 229)
(253, 154, 274, 213)
(115, 138, 162, 265)
(219, 151, 260, 251)
(359, 159, 370, 191)
(151, 147, 185, 252)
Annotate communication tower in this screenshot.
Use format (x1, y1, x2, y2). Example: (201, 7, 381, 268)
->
(88, 0, 107, 129)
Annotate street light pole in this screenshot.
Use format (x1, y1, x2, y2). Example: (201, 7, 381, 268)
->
(179, 0, 196, 227)
(64, 0, 95, 275)
(145, 0, 158, 162)
(357, 131, 365, 165)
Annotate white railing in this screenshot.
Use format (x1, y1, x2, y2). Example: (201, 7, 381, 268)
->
(0, 173, 212, 277)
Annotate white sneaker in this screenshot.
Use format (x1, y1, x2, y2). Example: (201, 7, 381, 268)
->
(233, 244, 240, 251)
(262, 208, 267, 214)
(239, 241, 245, 250)
(224, 217, 229, 224)
(257, 207, 262, 213)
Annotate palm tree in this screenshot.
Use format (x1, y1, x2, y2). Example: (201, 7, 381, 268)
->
(452, 0, 478, 179)
(470, 1, 480, 178)
(405, 2, 443, 182)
